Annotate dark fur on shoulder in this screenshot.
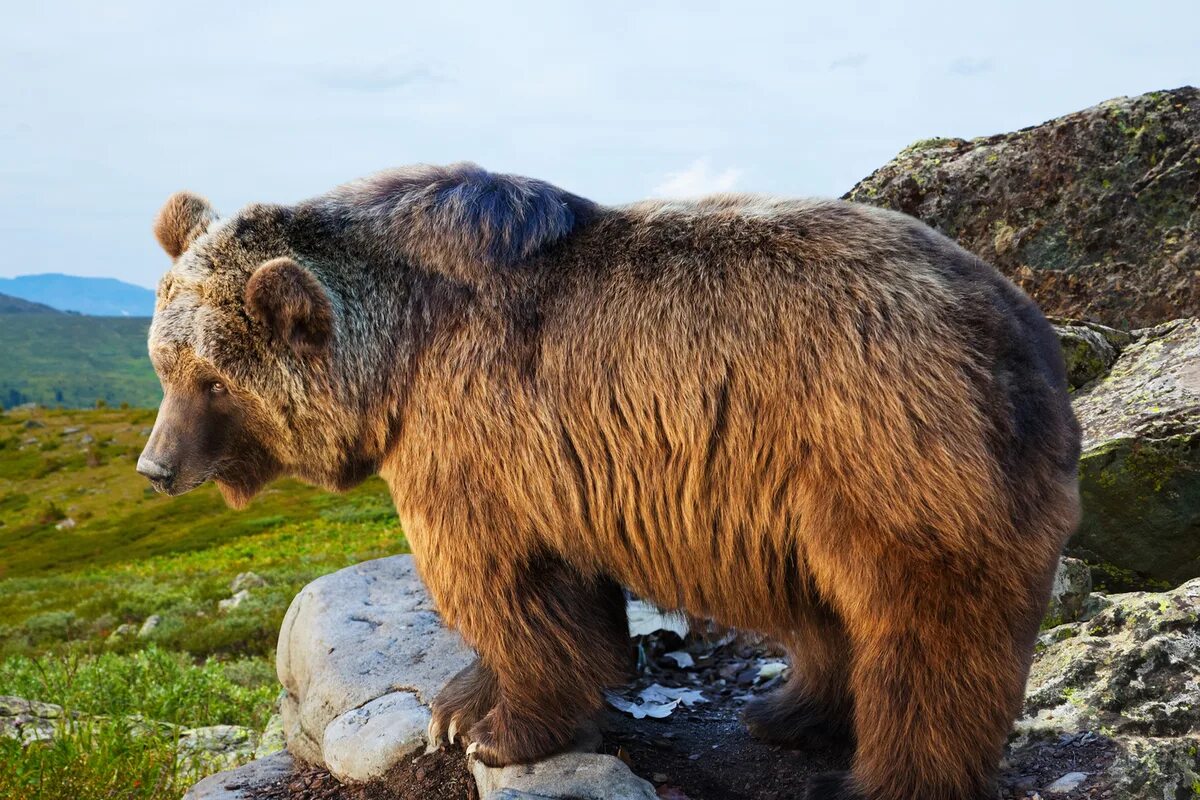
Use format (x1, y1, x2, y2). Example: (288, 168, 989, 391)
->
(322, 162, 594, 281)
(141, 164, 1081, 800)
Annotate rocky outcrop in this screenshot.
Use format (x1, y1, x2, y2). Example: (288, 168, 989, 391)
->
(186, 556, 1200, 799)
(1070, 318, 1200, 588)
(1015, 578, 1200, 798)
(847, 87, 1200, 329)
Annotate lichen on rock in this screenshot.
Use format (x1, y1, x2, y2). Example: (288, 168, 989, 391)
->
(1019, 579, 1200, 798)
(1069, 318, 1200, 589)
(847, 87, 1200, 329)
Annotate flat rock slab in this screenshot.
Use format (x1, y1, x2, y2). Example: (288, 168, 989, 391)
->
(184, 751, 295, 800)
(475, 753, 657, 799)
(270, 554, 651, 797)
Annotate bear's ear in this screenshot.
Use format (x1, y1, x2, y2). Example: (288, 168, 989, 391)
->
(245, 257, 334, 356)
(154, 191, 218, 259)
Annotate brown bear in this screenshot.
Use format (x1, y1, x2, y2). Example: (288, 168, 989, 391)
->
(139, 163, 1081, 800)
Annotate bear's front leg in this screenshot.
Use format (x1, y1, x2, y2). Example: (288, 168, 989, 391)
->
(427, 550, 630, 766)
(428, 659, 498, 747)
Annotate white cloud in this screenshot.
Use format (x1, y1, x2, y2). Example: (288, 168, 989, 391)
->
(651, 158, 743, 199)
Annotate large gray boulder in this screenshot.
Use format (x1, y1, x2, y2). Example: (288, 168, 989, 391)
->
(275, 556, 471, 776)
(1069, 318, 1200, 588)
(269, 555, 654, 798)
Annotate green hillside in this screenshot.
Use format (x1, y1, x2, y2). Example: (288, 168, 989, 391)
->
(0, 313, 160, 409)
(0, 406, 403, 798)
(0, 292, 59, 314)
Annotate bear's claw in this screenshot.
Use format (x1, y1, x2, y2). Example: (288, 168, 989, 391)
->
(425, 716, 445, 753)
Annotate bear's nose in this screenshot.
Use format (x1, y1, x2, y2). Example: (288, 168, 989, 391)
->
(136, 456, 174, 484)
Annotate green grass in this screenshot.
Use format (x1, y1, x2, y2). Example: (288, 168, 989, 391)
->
(0, 406, 399, 580)
(0, 407, 409, 798)
(0, 716, 203, 800)
(0, 647, 276, 728)
(0, 313, 160, 409)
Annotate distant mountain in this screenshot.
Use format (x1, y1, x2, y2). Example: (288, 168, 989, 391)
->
(0, 292, 61, 314)
(0, 273, 155, 317)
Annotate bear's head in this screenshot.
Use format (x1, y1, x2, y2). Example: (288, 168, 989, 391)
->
(137, 163, 591, 508)
(137, 192, 374, 508)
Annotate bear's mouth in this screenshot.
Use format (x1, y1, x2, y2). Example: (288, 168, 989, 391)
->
(148, 473, 207, 497)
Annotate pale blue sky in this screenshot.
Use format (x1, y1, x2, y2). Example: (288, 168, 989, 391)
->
(2, 1, 1197, 288)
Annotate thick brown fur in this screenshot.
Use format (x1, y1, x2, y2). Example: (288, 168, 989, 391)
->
(142, 163, 1081, 800)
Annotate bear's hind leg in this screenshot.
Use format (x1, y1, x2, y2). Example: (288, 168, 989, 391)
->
(744, 604, 853, 748)
(441, 554, 630, 766)
(804, 522, 1051, 800)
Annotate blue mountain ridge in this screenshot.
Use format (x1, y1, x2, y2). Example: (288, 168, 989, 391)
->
(0, 273, 155, 317)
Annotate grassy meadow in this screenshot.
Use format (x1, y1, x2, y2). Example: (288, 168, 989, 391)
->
(0, 406, 407, 799)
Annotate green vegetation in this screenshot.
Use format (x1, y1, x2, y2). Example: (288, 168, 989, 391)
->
(0, 715, 203, 800)
(0, 313, 160, 409)
(0, 647, 275, 728)
(0, 406, 406, 798)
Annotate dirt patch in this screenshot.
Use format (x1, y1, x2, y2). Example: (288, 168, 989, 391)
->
(258, 746, 478, 800)
(602, 701, 846, 799)
(998, 732, 1118, 800)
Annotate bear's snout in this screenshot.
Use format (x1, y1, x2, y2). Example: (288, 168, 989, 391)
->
(136, 454, 175, 492)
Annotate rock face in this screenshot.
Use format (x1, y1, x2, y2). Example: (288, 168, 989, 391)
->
(1017, 579, 1200, 798)
(846, 87, 1200, 329)
(1070, 318, 1200, 588)
(1053, 321, 1128, 391)
(273, 555, 653, 797)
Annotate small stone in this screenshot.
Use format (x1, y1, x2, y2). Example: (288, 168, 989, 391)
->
(474, 752, 657, 799)
(218, 590, 250, 612)
(652, 773, 669, 783)
(138, 615, 161, 638)
(230, 571, 267, 593)
(54, 518, 76, 530)
(109, 623, 137, 640)
(1044, 772, 1087, 794)
(1010, 774, 1039, 792)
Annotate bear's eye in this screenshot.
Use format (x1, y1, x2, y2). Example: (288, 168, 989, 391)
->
(209, 381, 226, 395)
